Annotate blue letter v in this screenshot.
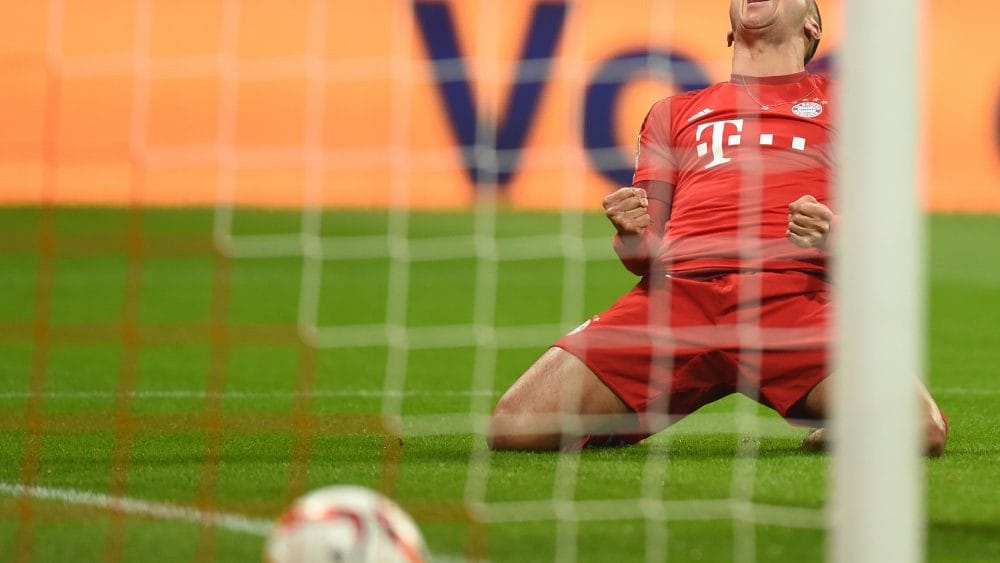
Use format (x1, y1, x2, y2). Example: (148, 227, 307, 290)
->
(414, 1, 567, 189)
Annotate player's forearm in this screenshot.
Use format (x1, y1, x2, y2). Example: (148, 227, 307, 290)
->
(613, 232, 661, 276)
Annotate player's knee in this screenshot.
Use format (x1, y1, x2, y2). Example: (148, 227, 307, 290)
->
(487, 400, 555, 451)
(486, 404, 516, 451)
(926, 416, 947, 458)
(487, 429, 539, 452)
(486, 421, 546, 451)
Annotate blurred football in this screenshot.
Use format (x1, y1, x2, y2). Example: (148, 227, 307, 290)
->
(265, 485, 427, 563)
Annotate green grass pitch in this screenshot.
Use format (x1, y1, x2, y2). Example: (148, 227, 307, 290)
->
(0, 207, 998, 562)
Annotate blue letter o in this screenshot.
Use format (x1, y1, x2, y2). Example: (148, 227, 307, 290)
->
(583, 50, 710, 187)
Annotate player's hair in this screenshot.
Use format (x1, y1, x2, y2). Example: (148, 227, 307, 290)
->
(804, 0, 822, 65)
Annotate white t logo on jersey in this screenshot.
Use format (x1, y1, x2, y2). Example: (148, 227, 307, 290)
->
(695, 119, 744, 169)
(694, 118, 809, 169)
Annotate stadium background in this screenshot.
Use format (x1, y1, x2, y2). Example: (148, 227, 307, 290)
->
(1, 0, 998, 211)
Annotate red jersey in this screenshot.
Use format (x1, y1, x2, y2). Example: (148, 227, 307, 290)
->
(633, 72, 834, 275)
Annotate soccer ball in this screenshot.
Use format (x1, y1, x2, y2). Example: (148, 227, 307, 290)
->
(265, 485, 428, 563)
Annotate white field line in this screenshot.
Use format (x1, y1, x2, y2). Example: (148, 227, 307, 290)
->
(0, 389, 500, 400)
(0, 481, 272, 536)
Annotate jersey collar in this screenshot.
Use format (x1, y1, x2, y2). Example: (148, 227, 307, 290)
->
(730, 71, 809, 85)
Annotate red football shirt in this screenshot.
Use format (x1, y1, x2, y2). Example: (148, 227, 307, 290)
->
(633, 72, 834, 274)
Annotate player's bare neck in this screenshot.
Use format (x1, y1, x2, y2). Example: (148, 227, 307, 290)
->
(731, 40, 805, 78)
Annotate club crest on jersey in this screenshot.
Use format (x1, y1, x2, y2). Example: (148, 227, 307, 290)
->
(792, 101, 824, 118)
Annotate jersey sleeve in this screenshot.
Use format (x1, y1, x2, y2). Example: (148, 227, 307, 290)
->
(631, 99, 677, 187)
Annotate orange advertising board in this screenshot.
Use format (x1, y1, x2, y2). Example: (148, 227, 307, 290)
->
(0, 1, 997, 211)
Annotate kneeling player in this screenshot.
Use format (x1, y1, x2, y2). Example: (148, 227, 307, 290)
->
(487, 0, 947, 457)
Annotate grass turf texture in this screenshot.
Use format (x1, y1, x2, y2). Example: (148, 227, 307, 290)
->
(0, 207, 998, 562)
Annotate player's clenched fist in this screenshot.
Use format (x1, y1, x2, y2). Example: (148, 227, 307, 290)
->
(604, 187, 649, 236)
(787, 194, 833, 249)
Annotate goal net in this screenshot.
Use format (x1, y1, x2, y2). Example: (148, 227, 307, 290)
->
(1, 0, 924, 561)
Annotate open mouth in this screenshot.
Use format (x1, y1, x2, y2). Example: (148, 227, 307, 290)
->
(747, 0, 771, 4)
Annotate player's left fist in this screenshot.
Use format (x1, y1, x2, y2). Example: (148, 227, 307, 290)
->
(787, 195, 833, 249)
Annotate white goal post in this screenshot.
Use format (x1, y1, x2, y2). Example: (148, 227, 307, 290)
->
(833, 0, 924, 562)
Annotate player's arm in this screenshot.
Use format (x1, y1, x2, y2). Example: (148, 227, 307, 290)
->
(605, 180, 673, 276)
(787, 194, 837, 250)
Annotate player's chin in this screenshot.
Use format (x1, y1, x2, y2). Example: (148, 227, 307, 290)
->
(740, 0, 777, 27)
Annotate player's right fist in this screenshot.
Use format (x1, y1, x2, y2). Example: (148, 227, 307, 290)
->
(603, 187, 649, 236)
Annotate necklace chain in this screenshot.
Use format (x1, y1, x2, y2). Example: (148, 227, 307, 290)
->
(736, 76, 820, 111)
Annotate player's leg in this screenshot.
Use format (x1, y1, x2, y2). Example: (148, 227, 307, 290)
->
(489, 276, 731, 451)
(489, 280, 655, 451)
(487, 347, 637, 451)
(798, 377, 949, 457)
(747, 271, 949, 457)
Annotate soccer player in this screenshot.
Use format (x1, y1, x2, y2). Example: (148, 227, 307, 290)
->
(487, 0, 949, 456)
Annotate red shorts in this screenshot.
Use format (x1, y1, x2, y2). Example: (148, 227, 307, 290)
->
(555, 270, 830, 428)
